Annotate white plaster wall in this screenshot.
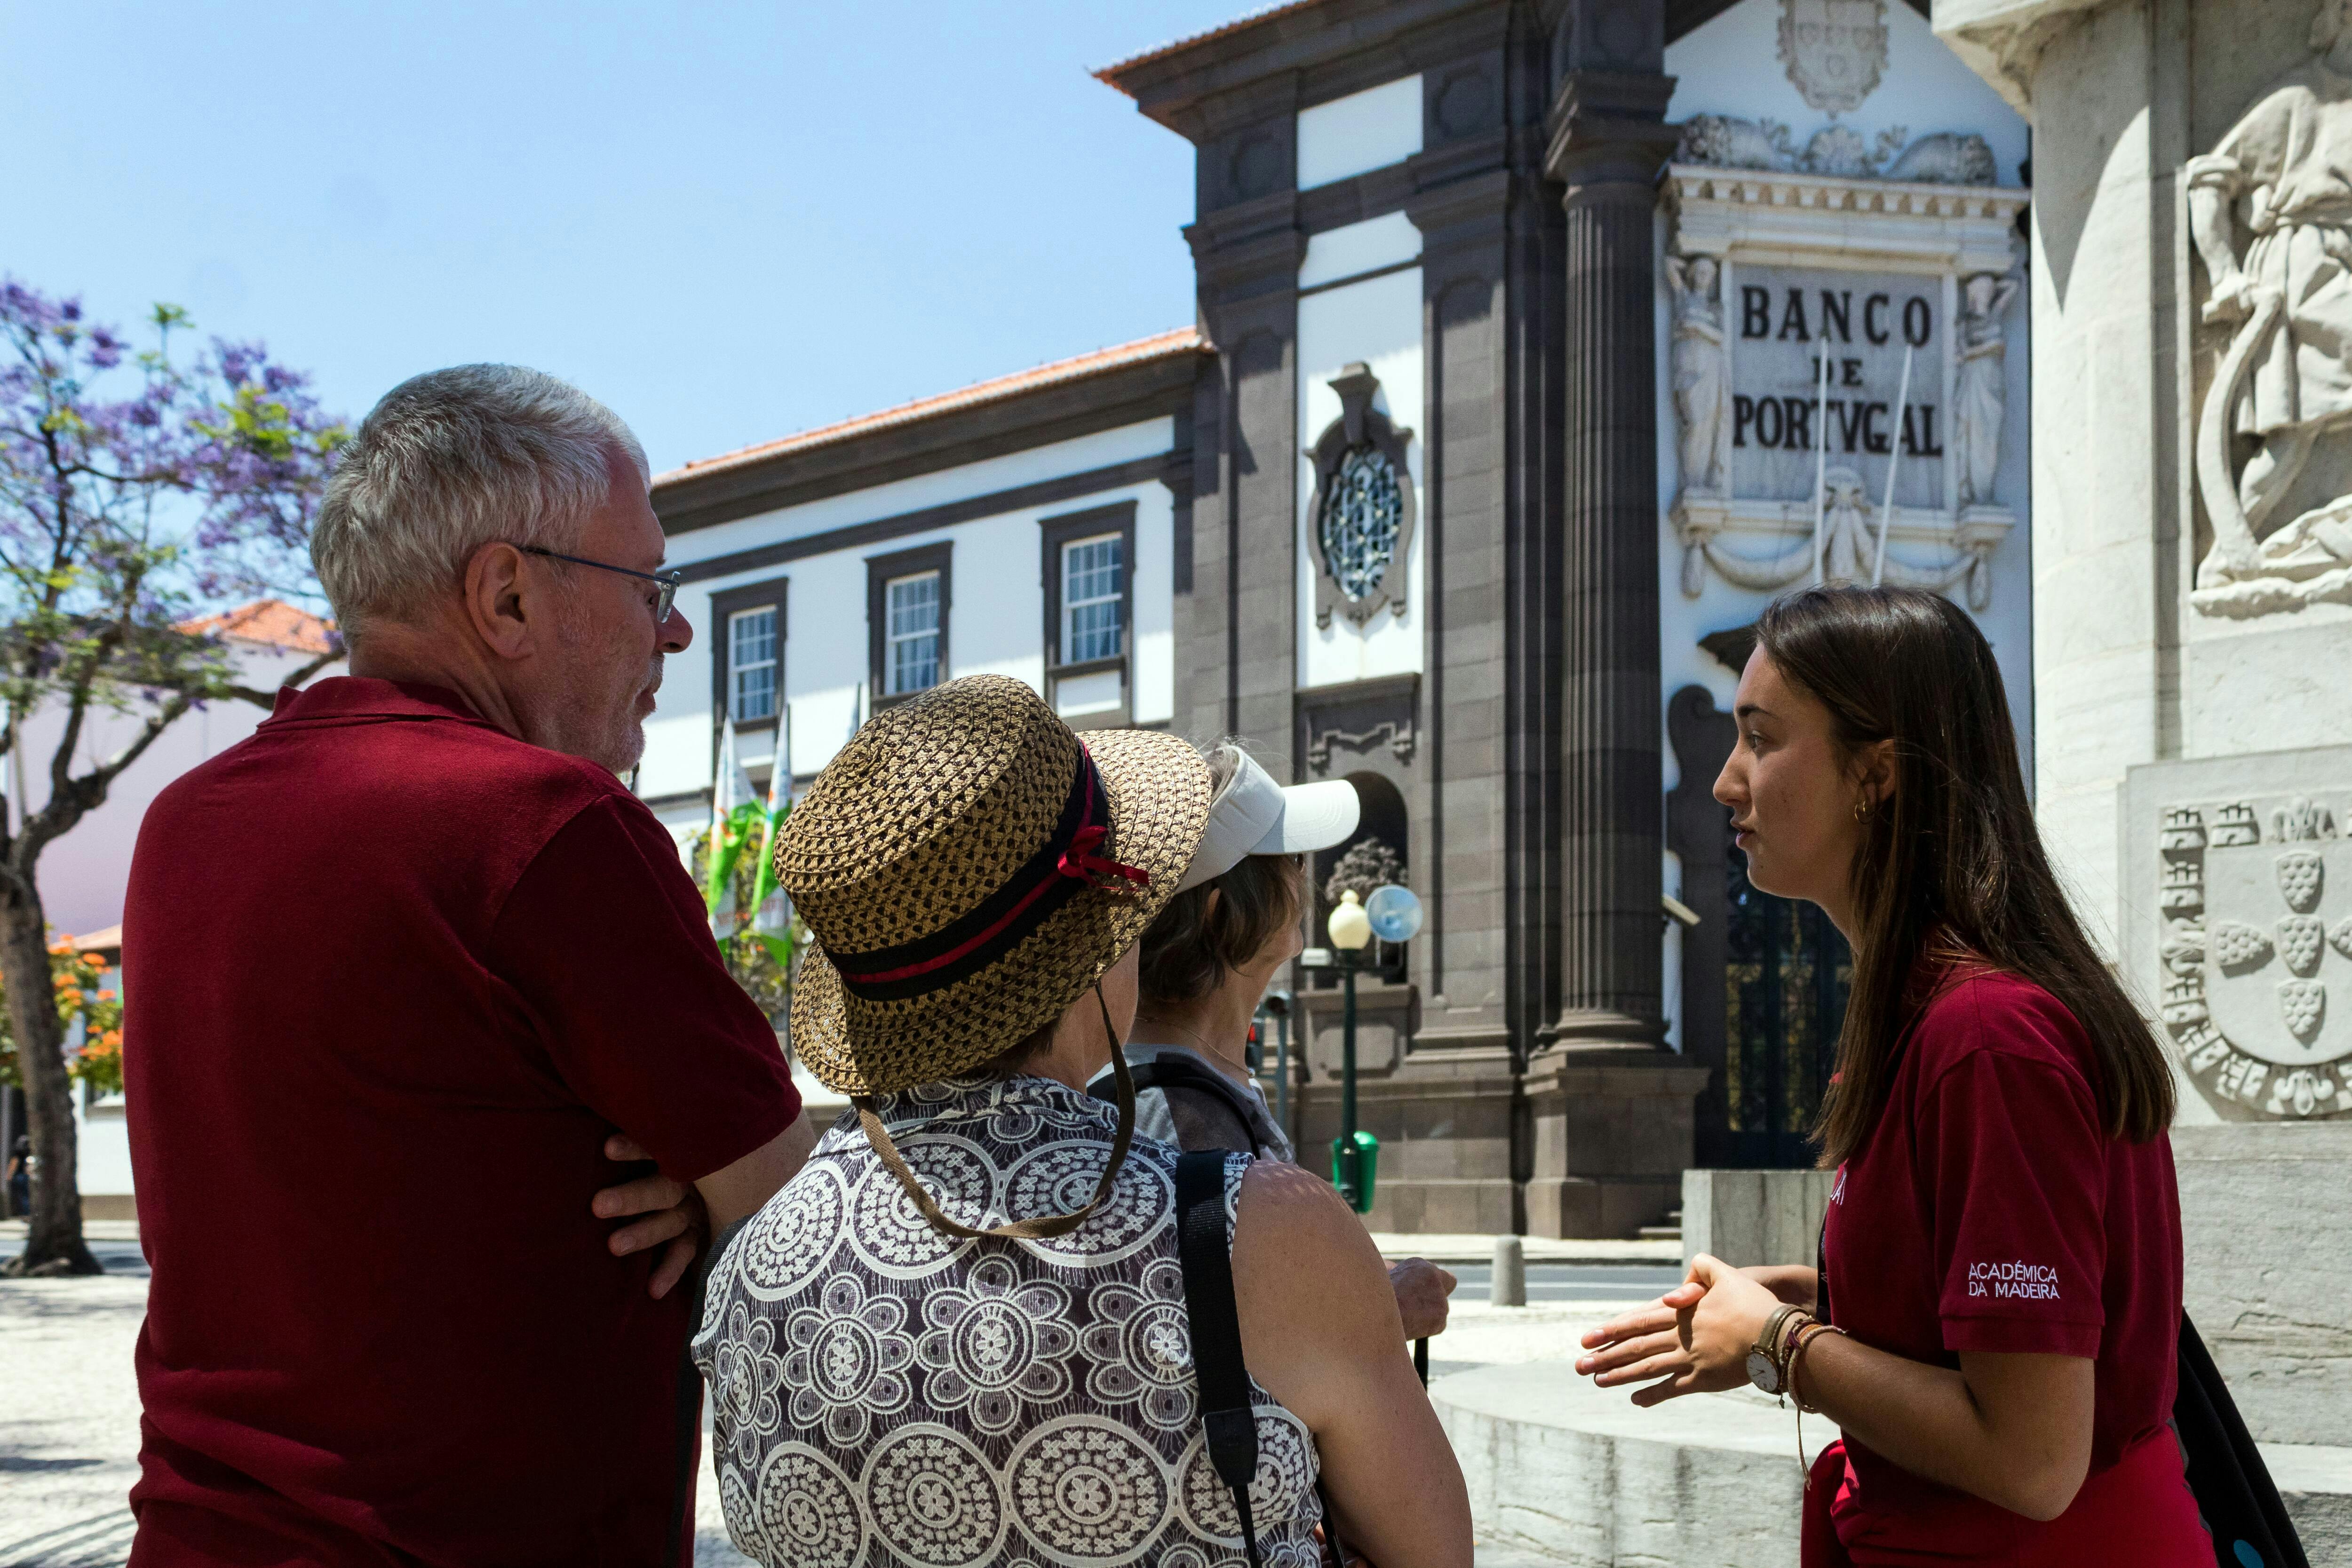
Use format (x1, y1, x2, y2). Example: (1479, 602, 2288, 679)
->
(1296, 266, 1427, 688)
(1300, 212, 1421, 289)
(645, 429, 1179, 812)
(12, 638, 342, 939)
(1296, 76, 1423, 190)
(1664, 0, 2029, 189)
(2017, 1, 2162, 958)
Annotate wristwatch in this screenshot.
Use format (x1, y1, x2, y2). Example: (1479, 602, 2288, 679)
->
(1748, 1304, 1804, 1395)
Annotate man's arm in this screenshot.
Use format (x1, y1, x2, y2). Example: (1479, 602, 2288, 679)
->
(591, 1111, 819, 1297)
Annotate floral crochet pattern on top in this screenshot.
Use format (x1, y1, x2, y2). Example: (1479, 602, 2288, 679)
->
(695, 1072, 1323, 1567)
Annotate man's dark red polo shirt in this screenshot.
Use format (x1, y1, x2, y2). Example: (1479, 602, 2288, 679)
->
(122, 678, 799, 1568)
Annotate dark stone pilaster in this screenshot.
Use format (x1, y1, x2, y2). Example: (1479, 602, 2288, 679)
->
(1542, 65, 1678, 1049)
(1523, 12, 1703, 1236)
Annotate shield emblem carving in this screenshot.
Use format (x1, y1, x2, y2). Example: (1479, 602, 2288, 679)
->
(2279, 915, 2326, 974)
(2278, 849, 2325, 912)
(2279, 978, 2327, 1041)
(2333, 915, 2352, 961)
(2212, 920, 2275, 971)
(1777, 0, 1888, 115)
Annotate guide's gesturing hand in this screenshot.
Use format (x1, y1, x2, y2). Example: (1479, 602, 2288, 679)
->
(1573, 1253, 1780, 1405)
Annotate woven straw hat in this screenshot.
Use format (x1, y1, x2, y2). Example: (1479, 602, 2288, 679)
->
(778, 674, 1213, 1097)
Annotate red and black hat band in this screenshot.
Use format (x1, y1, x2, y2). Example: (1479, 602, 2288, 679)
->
(830, 747, 1149, 1003)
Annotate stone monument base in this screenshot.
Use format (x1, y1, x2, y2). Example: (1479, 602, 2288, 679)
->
(1434, 1360, 2352, 1566)
(2177, 1122, 2352, 1447)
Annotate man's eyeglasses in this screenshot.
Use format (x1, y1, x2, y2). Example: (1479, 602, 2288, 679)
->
(521, 546, 683, 623)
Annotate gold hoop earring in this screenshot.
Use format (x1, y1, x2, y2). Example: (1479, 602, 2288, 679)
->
(1853, 798, 1872, 825)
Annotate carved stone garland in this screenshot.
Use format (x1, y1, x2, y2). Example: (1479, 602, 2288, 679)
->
(1307, 363, 1415, 629)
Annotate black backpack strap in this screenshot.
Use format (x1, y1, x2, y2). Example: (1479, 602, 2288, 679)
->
(1174, 1149, 1265, 1568)
(2175, 1313, 2310, 1568)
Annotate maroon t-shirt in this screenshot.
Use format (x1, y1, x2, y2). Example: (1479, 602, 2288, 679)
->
(1820, 966, 2201, 1561)
(122, 678, 798, 1568)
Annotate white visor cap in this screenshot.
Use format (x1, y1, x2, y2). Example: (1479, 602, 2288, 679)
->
(1173, 749, 1361, 894)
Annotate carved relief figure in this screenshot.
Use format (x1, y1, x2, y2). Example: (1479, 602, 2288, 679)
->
(1954, 273, 2019, 507)
(2186, 0, 2352, 613)
(1665, 255, 1729, 495)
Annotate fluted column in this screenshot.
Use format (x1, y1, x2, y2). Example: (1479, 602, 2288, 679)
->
(1545, 70, 1679, 1048)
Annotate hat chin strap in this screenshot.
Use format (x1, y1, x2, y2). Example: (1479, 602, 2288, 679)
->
(852, 984, 1138, 1241)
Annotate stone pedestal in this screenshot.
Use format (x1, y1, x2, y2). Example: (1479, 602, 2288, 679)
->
(1680, 1168, 1835, 1269)
(1522, 1044, 1708, 1238)
(2175, 1122, 2352, 1447)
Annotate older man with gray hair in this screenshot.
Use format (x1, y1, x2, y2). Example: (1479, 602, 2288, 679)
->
(122, 366, 809, 1567)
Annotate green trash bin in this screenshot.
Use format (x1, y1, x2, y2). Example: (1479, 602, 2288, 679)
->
(1330, 1129, 1379, 1215)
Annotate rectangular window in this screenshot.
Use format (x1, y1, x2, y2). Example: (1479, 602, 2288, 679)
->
(707, 579, 787, 748)
(1061, 535, 1123, 664)
(865, 543, 951, 709)
(729, 607, 778, 722)
(885, 572, 941, 695)
(1038, 501, 1136, 729)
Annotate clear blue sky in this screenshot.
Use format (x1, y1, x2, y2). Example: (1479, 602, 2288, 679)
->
(4, 1, 1248, 474)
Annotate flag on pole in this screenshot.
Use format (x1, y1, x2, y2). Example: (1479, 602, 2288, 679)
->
(749, 707, 795, 969)
(704, 718, 762, 924)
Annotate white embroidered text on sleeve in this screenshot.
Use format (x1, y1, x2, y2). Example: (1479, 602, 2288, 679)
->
(1966, 1260, 2061, 1300)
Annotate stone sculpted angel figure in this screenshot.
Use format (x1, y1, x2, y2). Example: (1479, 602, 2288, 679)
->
(1665, 255, 1729, 497)
(1954, 272, 2018, 508)
(2185, 0, 2352, 602)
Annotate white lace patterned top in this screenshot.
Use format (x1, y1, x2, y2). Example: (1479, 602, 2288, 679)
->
(694, 1072, 1326, 1568)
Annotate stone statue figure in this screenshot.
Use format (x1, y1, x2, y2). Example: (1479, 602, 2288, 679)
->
(1665, 255, 1729, 495)
(2185, 0, 2352, 613)
(1954, 272, 2019, 507)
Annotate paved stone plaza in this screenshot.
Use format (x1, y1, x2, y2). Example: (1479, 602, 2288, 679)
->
(0, 1220, 1663, 1568)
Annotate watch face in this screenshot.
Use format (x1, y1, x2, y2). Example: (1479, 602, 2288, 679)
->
(1747, 1348, 1781, 1393)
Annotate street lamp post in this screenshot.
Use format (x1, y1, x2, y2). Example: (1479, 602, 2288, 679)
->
(1317, 883, 1424, 1214)
(1326, 891, 1373, 1210)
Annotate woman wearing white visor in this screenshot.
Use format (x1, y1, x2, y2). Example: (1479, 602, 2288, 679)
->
(1087, 740, 1457, 1341)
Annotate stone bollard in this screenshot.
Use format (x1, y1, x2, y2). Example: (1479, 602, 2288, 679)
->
(1491, 1234, 1526, 1307)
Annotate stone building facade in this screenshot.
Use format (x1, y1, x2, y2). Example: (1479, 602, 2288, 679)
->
(641, 0, 2034, 1235)
(1937, 0, 2352, 1451)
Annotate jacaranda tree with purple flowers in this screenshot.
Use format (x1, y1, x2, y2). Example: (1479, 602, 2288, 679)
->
(0, 279, 346, 1275)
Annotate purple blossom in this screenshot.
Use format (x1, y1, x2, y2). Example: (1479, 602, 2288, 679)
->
(0, 273, 348, 712)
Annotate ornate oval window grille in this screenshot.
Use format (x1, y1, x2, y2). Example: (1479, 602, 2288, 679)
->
(1319, 446, 1405, 604)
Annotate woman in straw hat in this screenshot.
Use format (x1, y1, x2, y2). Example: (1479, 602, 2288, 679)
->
(695, 677, 1470, 1568)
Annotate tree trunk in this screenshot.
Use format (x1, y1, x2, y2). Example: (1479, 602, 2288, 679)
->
(0, 895, 98, 1275)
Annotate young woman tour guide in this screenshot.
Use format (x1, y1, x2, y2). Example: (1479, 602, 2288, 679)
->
(1576, 585, 2208, 1565)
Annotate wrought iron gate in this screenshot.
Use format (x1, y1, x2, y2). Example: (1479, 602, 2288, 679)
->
(1721, 819, 1852, 1167)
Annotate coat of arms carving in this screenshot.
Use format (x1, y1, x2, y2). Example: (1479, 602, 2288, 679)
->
(1777, 0, 1888, 116)
(2153, 792, 2352, 1119)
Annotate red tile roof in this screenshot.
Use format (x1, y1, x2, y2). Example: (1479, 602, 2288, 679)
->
(653, 328, 1211, 489)
(1093, 0, 1328, 89)
(70, 924, 121, 956)
(179, 599, 338, 656)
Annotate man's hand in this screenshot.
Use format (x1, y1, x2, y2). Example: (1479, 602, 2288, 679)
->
(592, 1133, 707, 1300)
(1387, 1258, 1457, 1341)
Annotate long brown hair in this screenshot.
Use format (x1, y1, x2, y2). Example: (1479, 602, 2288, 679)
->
(1754, 584, 2176, 1167)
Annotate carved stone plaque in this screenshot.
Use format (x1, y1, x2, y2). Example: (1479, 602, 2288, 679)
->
(2130, 750, 2352, 1121)
(1778, 0, 1888, 115)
